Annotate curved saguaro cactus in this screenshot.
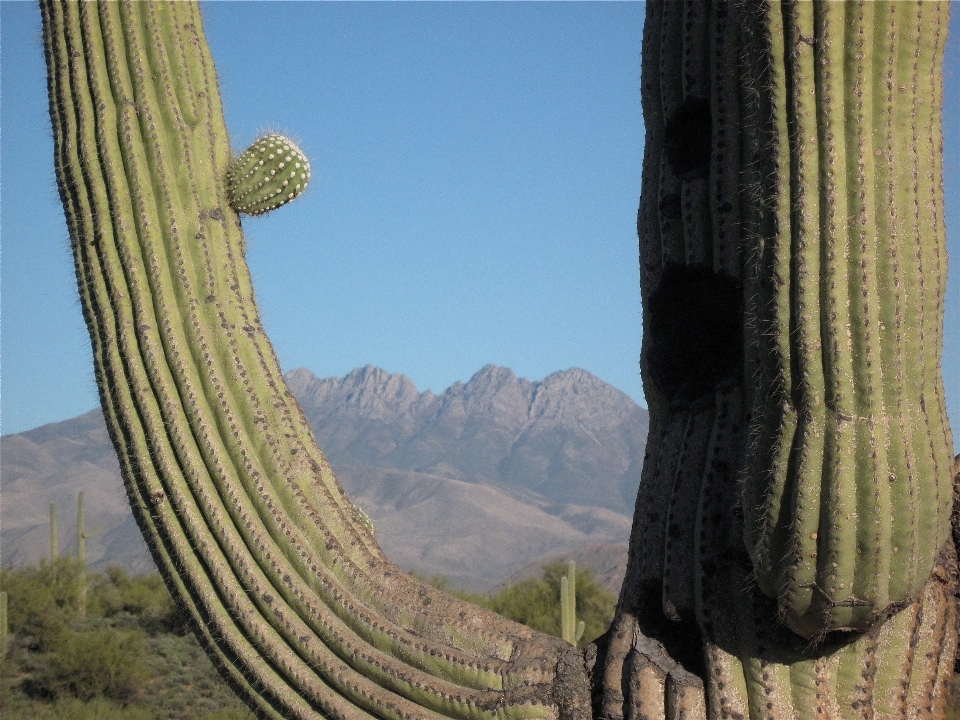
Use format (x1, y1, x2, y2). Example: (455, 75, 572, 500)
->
(41, 1, 956, 720)
(40, 3, 589, 719)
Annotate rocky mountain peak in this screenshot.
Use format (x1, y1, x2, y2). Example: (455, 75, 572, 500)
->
(2, 365, 646, 588)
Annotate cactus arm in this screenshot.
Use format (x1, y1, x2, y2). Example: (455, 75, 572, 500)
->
(40, 2, 591, 719)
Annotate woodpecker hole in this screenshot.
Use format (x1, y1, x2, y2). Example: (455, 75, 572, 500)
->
(646, 265, 742, 407)
(664, 98, 712, 180)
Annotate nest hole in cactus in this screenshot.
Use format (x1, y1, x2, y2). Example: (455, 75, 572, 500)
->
(646, 265, 742, 408)
(664, 97, 711, 180)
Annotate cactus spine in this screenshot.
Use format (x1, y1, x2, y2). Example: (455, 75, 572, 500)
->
(39, 3, 589, 719)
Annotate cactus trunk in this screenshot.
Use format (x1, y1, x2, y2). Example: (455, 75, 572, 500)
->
(596, 1, 957, 719)
(41, 1, 956, 720)
(40, 2, 589, 719)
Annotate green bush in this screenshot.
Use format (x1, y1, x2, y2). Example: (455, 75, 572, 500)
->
(0, 560, 85, 651)
(1, 697, 158, 720)
(28, 628, 148, 702)
(88, 568, 184, 633)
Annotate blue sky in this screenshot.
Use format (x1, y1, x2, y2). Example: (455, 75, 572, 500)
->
(1, 2, 958, 448)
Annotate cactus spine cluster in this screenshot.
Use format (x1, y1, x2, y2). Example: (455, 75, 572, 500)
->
(40, 3, 589, 719)
(41, 1, 956, 719)
(226, 134, 310, 216)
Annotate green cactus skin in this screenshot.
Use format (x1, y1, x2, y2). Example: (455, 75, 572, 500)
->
(226, 135, 310, 216)
(738, 0, 955, 640)
(596, 1, 957, 720)
(39, 3, 590, 720)
(560, 562, 585, 649)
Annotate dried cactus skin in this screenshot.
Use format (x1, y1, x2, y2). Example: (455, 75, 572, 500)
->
(39, 2, 591, 719)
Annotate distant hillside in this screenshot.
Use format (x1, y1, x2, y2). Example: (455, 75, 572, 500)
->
(1, 366, 646, 589)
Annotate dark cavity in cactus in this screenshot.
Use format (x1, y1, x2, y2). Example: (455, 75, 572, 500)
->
(645, 265, 742, 409)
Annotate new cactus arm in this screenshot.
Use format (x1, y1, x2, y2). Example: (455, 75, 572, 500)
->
(40, 2, 590, 719)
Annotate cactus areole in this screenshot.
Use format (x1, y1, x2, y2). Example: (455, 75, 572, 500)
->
(42, 2, 955, 720)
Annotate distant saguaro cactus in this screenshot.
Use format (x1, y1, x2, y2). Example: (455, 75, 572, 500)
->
(560, 562, 586, 648)
(41, 1, 955, 719)
(77, 492, 89, 619)
(49, 502, 58, 564)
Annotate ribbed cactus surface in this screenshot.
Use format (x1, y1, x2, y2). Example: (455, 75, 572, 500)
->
(599, 1, 956, 719)
(739, 0, 954, 640)
(40, 3, 589, 719)
(226, 134, 310, 216)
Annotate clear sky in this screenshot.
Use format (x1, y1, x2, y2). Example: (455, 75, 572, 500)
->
(1, 2, 958, 449)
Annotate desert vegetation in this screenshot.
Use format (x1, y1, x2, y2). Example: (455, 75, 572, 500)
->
(0, 559, 615, 719)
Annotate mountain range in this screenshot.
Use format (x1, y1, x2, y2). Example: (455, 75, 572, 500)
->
(1, 365, 648, 590)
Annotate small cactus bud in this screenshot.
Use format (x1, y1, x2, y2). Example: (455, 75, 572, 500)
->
(226, 134, 310, 216)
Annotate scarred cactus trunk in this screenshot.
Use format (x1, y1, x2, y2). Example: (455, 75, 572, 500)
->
(41, 1, 956, 720)
(596, 2, 957, 719)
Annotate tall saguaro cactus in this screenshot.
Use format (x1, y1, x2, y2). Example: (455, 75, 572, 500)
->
(41, 2, 955, 720)
(597, 2, 957, 719)
(40, 2, 589, 719)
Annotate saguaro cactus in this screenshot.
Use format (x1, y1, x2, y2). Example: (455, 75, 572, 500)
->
(40, 3, 588, 719)
(596, 2, 956, 719)
(77, 491, 89, 618)
(49, 502, 58, 564)
(560, 562, 586, 649)
(41, 1, 955, 720)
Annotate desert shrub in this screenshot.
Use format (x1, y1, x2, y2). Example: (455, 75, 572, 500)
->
(0, 560, 85, 650)
(88, 567, 186, 634)
(1, 697, 157, 720)
(27, 627, 148, 702)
